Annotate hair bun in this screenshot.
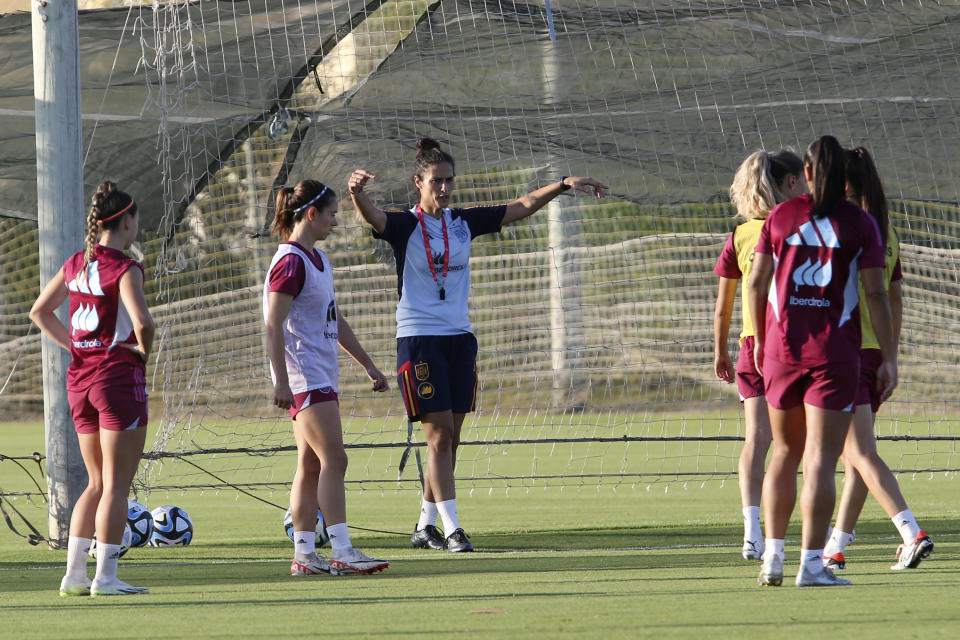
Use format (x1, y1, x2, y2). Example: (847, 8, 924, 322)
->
(416, 137, 441, 154)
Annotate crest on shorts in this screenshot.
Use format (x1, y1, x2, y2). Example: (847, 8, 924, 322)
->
(417, 382, 435, 399)
(414, 362, 430, 381)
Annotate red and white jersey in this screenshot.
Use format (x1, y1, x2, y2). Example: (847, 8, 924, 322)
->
(263, 243, 340, 394)
(756, 194, 885, 366)
(62, 244, 145, 391)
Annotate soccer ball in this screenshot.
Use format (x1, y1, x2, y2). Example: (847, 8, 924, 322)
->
(149, 505, 194, 546)
(282, 508, 329, 548)
(89, 523, 133, 558)
(127, 500, 154, 547)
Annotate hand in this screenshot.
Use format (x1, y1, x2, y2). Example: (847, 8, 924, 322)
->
(273, 381, 294, 410)
(752, 339, 765, 377)
(119, 342, 148, 362)
(366, 366, 388, 392)
(564, 176, 608, 198)
(714, 352, 735, 384)
(876, 359, 898, 403)
(349, 169, 375, 195)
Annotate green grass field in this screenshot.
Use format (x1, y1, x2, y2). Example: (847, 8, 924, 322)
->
(2, 421, 958, 639)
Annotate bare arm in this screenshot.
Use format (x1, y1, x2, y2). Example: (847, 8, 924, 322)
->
(862, 266, 898, 401)
(265, 291, 295, 409)
(337, 313, 388, 392)
(713, 276, 738, 383)
(117, 267, 155, 362)
(29, 267, 71, 351)
(502, 176, 608, 225)
(348, 169, 387, 234)
(746, 252, 773, 376)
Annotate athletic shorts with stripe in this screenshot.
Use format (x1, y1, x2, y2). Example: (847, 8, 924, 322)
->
(762, 357, 858, 412)
(68, 378, 148, 434)
(397, 333, 478, 422)
(289, 387, 339, 419)
(735, 336, 764, 401)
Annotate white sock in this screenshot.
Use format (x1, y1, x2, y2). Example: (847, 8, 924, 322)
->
(65, 536, 92, 580)
(742, 506, 762, 542)
(893, 509, 921, 545)
(417, 499, 439, 531)
(293, 530, 316, 557)
(326, 523, 351, 553)
(94, 542, 121, 583)
(824, 527, 853, 556)
(437, 499, 460, 535)
(801, 548, 824, 574)
(762, 538, 785, 571)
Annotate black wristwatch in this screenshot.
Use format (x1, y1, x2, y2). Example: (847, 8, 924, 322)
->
(559, 176, 572, 191)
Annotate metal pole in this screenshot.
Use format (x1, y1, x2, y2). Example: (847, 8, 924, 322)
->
(33, 0, 86, 548)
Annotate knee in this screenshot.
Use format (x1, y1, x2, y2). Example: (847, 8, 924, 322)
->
(320, 449, 348, 477)
(428, 428, 454, 453)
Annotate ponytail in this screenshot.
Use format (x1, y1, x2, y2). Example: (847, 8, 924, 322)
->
(86, 181, 136, 265)
(272, 179, 336, 241)
(844, 146, 889, 246)
(804, 135, 845, 220)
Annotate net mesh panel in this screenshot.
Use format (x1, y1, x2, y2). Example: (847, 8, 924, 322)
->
(2, 1, 959, 497)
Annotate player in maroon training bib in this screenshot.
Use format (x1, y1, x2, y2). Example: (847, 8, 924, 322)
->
(747, 136, 897, 588)
(30, 181, 154, 596)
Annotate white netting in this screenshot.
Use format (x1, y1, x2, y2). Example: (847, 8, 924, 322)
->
(2, 1, 958, 497)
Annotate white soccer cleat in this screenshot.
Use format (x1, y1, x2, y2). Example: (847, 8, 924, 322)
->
(290, 554, 330, 576)
(891, 531, 934, 570)
(757, 554, 783, 587)
(795, 565, 851, 587)
(59, 575, 92, 597)
(742, 539, 764, 561)
(90, 578, 150, 596)
(329, 547, 389, 576)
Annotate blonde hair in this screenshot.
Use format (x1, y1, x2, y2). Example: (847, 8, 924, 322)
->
(729, 150, 803, 221)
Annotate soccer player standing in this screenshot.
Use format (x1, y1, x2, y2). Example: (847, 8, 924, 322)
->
(747, 136, 897, 587)
(349, 138, 607, 552)
(822, 147, 933, 571)
(264, 179, 390, 576)
(714, 150, 805, 560)
(30, 182, 153, 596)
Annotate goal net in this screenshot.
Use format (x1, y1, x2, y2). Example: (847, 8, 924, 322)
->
(2, 0, 959, 502)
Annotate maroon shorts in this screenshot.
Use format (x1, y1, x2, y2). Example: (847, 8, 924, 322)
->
(762, 357, 858, 412)
(855, 349, 884, 413)
(290, 387, 339, 419)
(69, 381, 148, 434)
(736, 336, 765, 401)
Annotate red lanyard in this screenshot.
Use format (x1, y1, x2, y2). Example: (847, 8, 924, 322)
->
(415, 204, 449, 300)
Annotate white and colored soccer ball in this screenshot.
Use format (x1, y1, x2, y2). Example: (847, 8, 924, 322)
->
(127, 500, 154, 548)
(148, 505, 193, 546)
(89, 523, 133, 558)
(283, 508, 329, 548)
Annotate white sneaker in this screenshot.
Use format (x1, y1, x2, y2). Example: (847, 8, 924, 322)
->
(290, 554, 330, 576)
(59, 575, 91, 597)
(90, 578, 150, 596)
(758, 554, 783, 587)
(795, 565, 851, 587)
(891, 531, 934, 570)
(742, 539, 764, 561)
(329, 547, 389, 576)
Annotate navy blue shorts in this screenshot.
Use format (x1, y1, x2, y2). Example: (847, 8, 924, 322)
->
(397, 333, 478, 421)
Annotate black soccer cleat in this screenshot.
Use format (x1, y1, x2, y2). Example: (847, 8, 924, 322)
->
(445, 528, 474, 553)
(411, 524, 446, 550)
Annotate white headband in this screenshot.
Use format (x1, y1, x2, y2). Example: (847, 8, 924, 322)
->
(293, 186, 329, 213)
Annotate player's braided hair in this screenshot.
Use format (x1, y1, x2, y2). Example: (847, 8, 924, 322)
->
(804, 135, 846, 220)
(86, 181, 136, 264)
(413, 137, 455, 182)
(845, 146, 889, 246)
(272, 179, 336, 241)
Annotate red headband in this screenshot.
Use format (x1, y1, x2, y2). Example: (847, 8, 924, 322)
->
(97, 199, 135, 224)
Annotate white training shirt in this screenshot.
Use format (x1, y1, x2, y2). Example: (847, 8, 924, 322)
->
(262, 243, 340, 393)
